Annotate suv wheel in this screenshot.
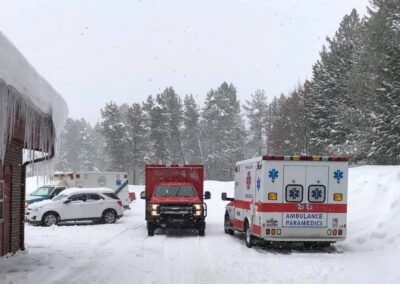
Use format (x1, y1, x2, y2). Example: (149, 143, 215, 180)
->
(42, 212, 59, 227)
(103, 210, 117, 224)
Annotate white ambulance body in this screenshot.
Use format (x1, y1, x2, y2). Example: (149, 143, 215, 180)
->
(51, 172, 130, 209)
(222, 155, 348, 247)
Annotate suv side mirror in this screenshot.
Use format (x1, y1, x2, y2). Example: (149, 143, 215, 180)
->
(221, 192, 234, 201)
(140, 191, 146, 199)
(204, 191, 211, 200)
(63, 199, 71, 204)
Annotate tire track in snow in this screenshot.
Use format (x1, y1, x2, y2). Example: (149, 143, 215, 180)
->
(47, 222, 146, 284)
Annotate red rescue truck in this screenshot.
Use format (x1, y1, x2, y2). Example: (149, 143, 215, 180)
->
(222, 155, 348, 248)
(140, 165, 211, 236)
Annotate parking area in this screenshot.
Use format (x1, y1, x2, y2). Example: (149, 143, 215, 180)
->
(1, 171, 400, 284)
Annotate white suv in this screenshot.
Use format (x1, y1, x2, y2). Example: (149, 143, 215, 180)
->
(26, 188, 124, 226)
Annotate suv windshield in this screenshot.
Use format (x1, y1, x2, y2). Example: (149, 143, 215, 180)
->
(30, 187, 54, 197)
(52, 194, 68, 201)
(154, 185, 196, 197)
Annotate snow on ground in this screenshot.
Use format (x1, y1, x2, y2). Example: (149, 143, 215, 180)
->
(1, 166, 400, 283)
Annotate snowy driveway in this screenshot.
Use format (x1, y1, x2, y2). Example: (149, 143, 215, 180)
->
(1, 167, 400, 284)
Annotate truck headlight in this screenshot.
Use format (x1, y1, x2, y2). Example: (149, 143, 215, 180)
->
(194, 204, 202, 216)
(151, 204, 160, 216)
(25, 202, 29, 208)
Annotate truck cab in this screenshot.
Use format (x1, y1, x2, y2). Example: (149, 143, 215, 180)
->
(141, 165, 211, 236)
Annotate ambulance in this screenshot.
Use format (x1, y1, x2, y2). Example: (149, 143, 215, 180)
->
(27, 172, 130, 209)
(221, 155, 348, 248)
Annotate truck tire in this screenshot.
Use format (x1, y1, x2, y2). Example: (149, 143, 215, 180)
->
(198, 222, 206, 236)
(147, 222, 155, 236)
(224, 214, 234, 235)
(244, 221, 254, 248)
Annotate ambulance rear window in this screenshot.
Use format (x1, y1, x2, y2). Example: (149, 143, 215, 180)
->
(285, 185, 303, 202)
(308, 185, 326, 203)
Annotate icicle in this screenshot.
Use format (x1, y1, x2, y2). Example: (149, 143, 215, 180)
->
(0, 79, 57, 174)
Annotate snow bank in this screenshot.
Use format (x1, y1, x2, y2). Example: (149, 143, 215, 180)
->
(0, 31, 68, 158)
(343, 165, 400, 252)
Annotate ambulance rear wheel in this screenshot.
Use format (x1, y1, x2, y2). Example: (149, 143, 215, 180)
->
(244, 221, 254, 248)
(224, 214, 234, 235)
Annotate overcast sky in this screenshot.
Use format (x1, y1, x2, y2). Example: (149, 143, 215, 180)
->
(0, 0, 370, 125)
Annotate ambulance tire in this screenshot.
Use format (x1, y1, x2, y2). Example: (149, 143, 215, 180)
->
(224, 214, 234, 235)
(244, 221, 254, 248)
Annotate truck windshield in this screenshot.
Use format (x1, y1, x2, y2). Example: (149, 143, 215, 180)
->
(154, 185, 196, 197)
(30, 187, 54, 197)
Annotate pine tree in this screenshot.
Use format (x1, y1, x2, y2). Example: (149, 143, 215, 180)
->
(142, 95, 169, 163)
(100, 102, 127, 171)
(201, 82, 245, 180)
(126, 103, 147, 183)
(243, 90, 268, 157)
(55, 118, 107, 172)
(305, 9, 362, 155)
(354, 0, 400, 164)
(182, 94, 203, 164)
(157, 87, 185, 163)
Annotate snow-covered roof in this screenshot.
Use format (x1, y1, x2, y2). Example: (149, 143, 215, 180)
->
(61, 187, 115, 195)
(0, 31, 68, 157)
(0, 31, 67, 137)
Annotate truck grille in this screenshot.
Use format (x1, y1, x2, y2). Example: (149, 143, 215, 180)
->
(160, 203, 193, 215)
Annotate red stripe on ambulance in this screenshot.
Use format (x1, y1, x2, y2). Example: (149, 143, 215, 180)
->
(256, 203, 347, 213)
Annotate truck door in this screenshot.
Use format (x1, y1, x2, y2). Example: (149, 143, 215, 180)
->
(253, 163, 262, 231)
(283, 165, 328, 236)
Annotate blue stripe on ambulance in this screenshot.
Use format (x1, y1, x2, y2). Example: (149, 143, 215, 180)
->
(114, 180, 128, 195)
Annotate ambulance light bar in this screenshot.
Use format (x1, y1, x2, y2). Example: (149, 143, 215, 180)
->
(262, 155, 348, 162)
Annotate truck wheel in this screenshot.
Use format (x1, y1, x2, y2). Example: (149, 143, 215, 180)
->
(224, 214, 234, 235)
(244, 221, 254, 248)
(147, 222, 155, 236)
(42, 212, 59, 227)
(198, 222, 206, 236)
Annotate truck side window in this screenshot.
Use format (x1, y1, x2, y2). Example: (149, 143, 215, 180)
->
(285, 185, 303, 202)
(308, 185, 326, 203)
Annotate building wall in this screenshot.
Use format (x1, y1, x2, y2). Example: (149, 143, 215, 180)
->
(1, 140, 24, 255)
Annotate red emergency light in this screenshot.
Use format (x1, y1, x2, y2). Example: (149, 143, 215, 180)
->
(262, 155, 284, 161)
